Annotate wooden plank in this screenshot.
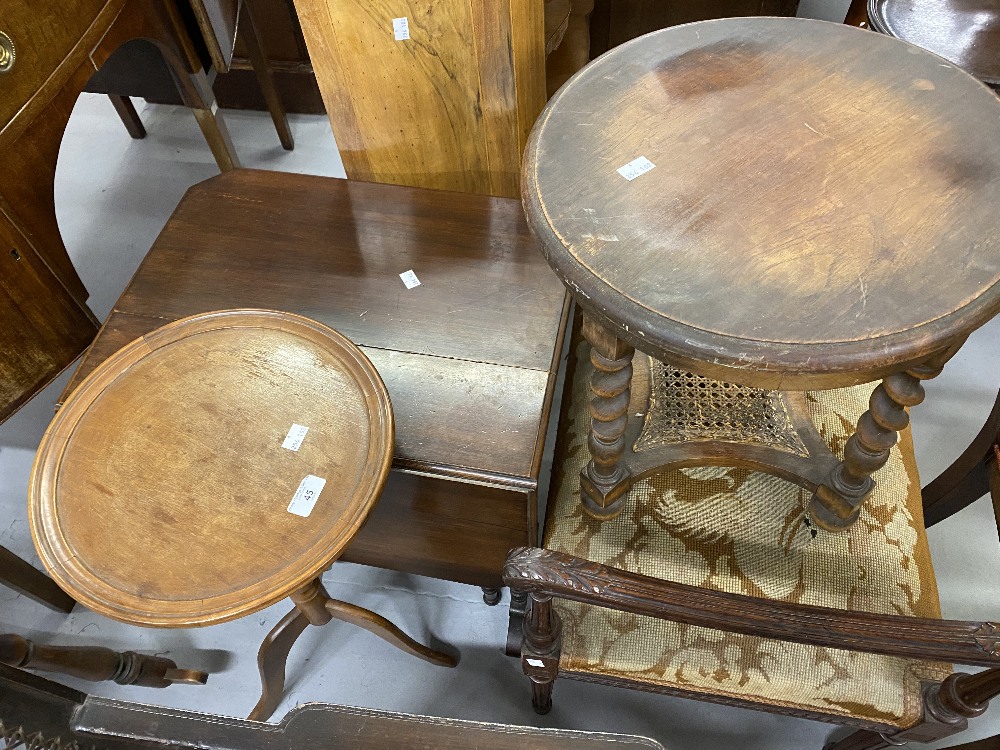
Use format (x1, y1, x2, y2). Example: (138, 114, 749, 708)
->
(471, 0, 521, 198)
(293, 0, 546, 197)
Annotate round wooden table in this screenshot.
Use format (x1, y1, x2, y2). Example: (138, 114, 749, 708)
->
(30, 309, 456, 721)
(523, 17, 1000, 528)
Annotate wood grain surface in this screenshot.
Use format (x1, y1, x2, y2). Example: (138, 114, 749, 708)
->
(869, 0, 1000, 85)
(0, 214, 96, 422)
(524, 17, 1000, 389)
(60, 170, 570, 588)
(0, 0, 110, 127)
(293, 0, 546, 197)
(31, 310, 394, 627)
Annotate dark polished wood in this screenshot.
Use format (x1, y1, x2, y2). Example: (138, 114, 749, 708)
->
(0, 633, 207, 688)
(505, 549, 1000, 668)
(844, 0, 869, 27)
(869, 0, 1000, 87)
(588, 0, 799, 57)
(61, 170, 570, 590)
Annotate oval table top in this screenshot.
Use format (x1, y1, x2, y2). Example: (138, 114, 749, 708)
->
(524, 17, 1000, 389)
(870, 0, 1000, 86)
(30, 310, 393, 627)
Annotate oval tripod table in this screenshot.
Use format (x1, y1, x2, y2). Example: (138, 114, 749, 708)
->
(29, 309, 457, 721)
(523, 16, 1000, 530)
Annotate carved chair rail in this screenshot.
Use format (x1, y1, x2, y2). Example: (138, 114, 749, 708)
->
(502, 548, 1000, 666)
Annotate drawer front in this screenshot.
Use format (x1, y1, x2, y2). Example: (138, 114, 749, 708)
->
(0, 0, 110, 128)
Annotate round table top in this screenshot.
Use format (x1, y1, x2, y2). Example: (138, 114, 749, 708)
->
(870, 0, 1000, 86)
(524, 17, 1000, 389)
(30, 310, 393, 627)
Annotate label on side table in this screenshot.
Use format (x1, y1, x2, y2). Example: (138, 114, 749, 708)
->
(281, 423, 309, 451)
(399, 269, 421, 289)
(288, 475, 326, 517)
(617, 156, 655, 181)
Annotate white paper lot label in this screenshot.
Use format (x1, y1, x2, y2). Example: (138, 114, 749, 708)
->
(288, 475, 326, 517)
(617, 156, 655, 181)
(281, 423, 309, 451)
(393, 17, 410, 40)
(399, 269, 421, 288)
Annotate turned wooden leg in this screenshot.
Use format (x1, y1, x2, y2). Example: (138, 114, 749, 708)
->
(811, 360, 943, 531)
(324, 599, 458, 667)
(580, 316, 634, 520)
(482, 587, 502, 606)
(0, 633, 206, 688)
(522, 592, 561, 715)
(240, 0, 294, 150)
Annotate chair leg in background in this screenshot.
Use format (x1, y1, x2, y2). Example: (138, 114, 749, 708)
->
(240, 1, 294, 150)
(107, 95, 146, 139)
(0, 546, 74, 613)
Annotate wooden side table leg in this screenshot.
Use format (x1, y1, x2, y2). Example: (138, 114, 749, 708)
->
(248, 578, 330, 721)
(324, 599, 458, 667)
(580, 316, 634, 519)
(811, 359, 944, 531)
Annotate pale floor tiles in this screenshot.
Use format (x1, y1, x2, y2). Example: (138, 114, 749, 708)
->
(2, 83, 999, 750)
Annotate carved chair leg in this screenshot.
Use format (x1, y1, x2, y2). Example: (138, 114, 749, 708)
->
(580, 315, 635, 520)
(247, 606, 310, 721)
(522, 592, 561, 715)
(482, 587, 502, 606)
(240, 0, 294, 150)
(0, 634, 207, 688)
(324, 599, 458, 667)
(811, 359, 943, 531)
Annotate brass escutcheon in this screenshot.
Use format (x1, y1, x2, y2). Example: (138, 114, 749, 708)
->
(0, 32, 15, 72)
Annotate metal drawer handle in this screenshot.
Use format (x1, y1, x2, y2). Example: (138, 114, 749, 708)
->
(0, 31, 15, 72)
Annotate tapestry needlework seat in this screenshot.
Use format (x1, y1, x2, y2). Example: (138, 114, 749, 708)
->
(555, 332, 944, 726)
